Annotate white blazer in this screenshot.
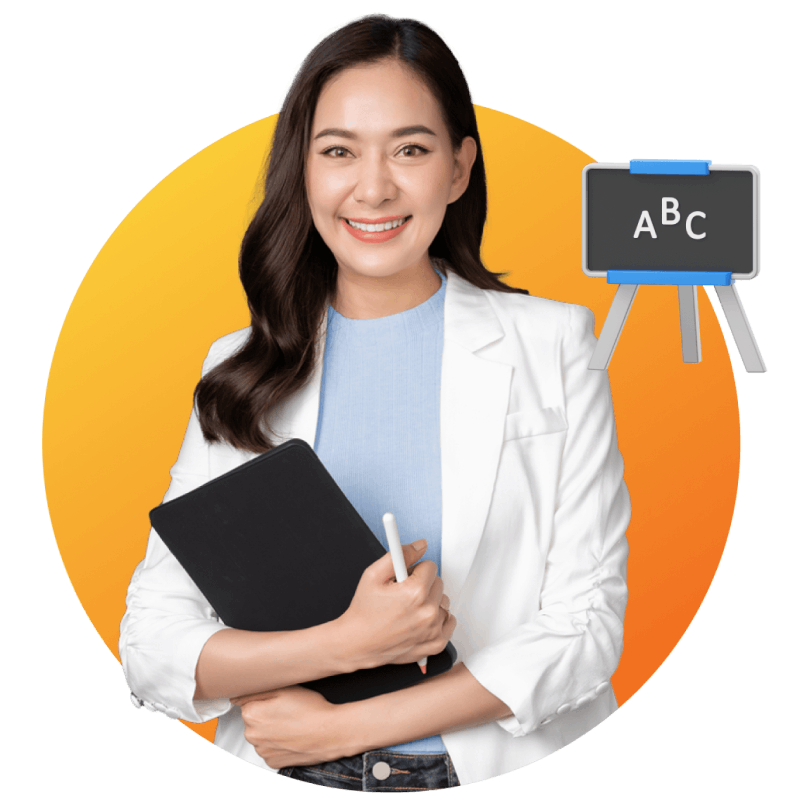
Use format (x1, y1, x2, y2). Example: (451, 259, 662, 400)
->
(120, 268, 630, 785)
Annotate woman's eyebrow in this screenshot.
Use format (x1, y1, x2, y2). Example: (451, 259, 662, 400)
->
(312, 125, 437, 141)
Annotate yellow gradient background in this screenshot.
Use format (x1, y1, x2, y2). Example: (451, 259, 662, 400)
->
(43, 108, 738, 743)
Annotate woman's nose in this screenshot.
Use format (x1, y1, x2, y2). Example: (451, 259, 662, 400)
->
(352, 155, 397, 206)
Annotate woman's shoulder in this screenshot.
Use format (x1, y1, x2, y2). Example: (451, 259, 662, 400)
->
(201, 326, 251, 375)
(484, 287, 595, 342)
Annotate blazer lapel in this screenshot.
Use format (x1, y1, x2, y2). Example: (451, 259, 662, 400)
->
(440, 273, 512, 605)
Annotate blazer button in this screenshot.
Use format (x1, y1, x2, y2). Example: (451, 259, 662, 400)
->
(164, 708, 181, 720)
(130, 693, 143, 709)
(153, 702, 167, 714)
(556, 704, 571, 715)
(142, 700, 156, 712)
(372, 762, 391, 780)
(540, 716, 554, 726)
(595, 682, 610, 696)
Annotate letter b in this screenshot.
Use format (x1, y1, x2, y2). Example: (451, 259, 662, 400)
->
(662, 197, 680, 225)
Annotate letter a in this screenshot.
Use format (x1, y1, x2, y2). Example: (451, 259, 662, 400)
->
(633, 210, 657, 238)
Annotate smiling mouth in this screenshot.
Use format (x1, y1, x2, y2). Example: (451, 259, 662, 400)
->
(344, 215, 411, 232)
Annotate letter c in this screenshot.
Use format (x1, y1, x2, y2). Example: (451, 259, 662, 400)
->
(686, 211, 706, 239)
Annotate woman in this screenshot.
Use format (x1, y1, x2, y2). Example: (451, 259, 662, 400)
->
(120, 14, 630, 790)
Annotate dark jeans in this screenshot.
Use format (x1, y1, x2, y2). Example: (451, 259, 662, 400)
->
(278, 751, 460, 791)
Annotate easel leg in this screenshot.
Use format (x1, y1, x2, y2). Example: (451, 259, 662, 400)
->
(589, 284, 639, 370)
(714, 284, 766, 372)
(678, 285, 701, 363)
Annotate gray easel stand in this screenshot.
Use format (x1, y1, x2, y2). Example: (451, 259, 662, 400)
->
(588, 283, 766, 372)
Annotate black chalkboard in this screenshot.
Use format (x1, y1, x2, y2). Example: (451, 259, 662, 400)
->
(582, 165, 758, 278)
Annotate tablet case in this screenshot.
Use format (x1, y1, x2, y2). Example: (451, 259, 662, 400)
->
(149, 438, 457, 704)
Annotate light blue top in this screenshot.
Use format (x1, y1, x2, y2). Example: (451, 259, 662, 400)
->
(313, 270, 447, 754)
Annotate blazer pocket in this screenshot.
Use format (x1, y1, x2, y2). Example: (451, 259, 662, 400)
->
(504, 407, 567, 441)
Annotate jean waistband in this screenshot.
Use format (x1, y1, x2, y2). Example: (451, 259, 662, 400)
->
(279, 750, 460, 791)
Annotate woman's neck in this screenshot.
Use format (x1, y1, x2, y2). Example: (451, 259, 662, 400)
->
(332, 258, 442, 320)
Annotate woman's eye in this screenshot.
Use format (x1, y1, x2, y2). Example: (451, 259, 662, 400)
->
(398, 145, 429, 157)
(323, 147, 350, 158)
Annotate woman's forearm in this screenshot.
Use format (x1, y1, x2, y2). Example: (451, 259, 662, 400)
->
(194, 542, 451, 701)
(194, 619, 354, 700)
(338, 662, 513, 754)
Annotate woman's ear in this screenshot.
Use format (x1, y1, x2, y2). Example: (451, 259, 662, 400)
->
(448, 136, 478, 204)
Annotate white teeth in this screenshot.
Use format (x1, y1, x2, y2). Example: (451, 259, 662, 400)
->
(346, 216, 409, 232)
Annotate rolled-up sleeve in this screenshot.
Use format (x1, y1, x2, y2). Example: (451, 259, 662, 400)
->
(119, 346, 234, 723)
(463, 304, 630, 736)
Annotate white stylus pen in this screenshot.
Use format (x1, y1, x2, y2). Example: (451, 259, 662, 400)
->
(382, 512, 427, 674)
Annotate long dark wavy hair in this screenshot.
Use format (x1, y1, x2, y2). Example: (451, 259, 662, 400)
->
(195, 14, 529, 453)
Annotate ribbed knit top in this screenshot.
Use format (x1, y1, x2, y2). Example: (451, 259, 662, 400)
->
(313, 270, 447, 754)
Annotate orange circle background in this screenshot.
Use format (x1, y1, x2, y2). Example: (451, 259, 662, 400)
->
(43, 107, 738, 744)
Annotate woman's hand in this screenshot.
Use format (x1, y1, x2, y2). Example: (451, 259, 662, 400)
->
(232, 686, 351, 768)
(335, 539, 456, 671)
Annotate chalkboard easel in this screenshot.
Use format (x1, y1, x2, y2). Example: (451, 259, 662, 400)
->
(582, 160, 766, 372)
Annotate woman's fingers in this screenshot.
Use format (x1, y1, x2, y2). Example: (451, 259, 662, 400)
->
(343, 544, 453, 668)
(443, 610, 457, 640)
(363, 540, 427, 585)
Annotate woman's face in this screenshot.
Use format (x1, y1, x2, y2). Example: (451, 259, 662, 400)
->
(306, 58, 476, 284)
